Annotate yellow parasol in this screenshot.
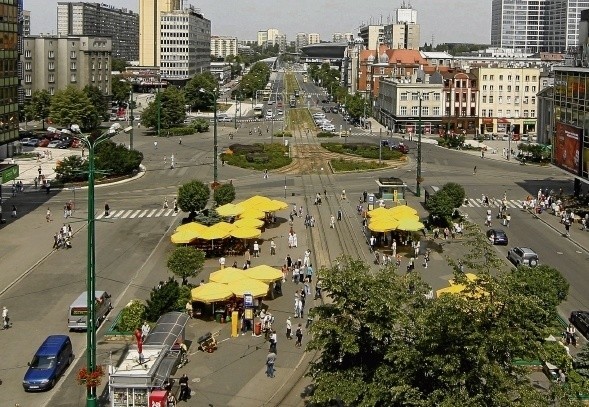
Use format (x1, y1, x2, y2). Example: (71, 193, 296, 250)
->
(209, 267, 249, 284)
(233, 218, 264, 229)
(238, 208, 266, 220)
(170, 230, 197, 244)
(368, 218, 400, 233)
(367, 207, 390, 218)
(215, 203, 244, 217)
(175, 222, 208, 234)
(230, 227, 261, 239)
(238, 195, 272, 208)
(191, 282, 235, 303)
(225, 278, 269, 297)
(396, 218, 425, 232)
(244, 265, 283, 283)
(197, 226, 231, 240)
(265, 199, 289, 212)
(388, 205, 418, 217)
(436, 284, 467, 297)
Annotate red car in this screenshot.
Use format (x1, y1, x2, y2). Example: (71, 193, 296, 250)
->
(38, 138, 50, 147)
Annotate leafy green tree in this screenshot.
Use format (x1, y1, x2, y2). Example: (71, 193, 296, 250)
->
(117, 300, 146, 332)
(24, 89, 52, 129)
(111, 58, 128, 72)
(178, 179, 210, 214)
(184, 72, 217, 111)
(213, 183, 236, 206)
(54, 155, 88, 183)
(50, 86, 100, 130)
(191, 118, 210, 133)
(511, 264, 569, 314)
(167, 246, 206, 283)
(426, 190, 456, 224)
(345, 93, 369, 119)
(144, 278, 181, 322)
(84, 85, 108, 121)
(140, 86, 186, 130)
(95, 140, 143, 177)
(111, 76, 132, 103)
(441, 182, 466, 209)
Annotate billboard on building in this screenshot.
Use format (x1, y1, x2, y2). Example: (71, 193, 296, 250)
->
(554, 122, 582, 175)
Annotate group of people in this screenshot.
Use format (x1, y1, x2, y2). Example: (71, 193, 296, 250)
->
(52, 223, 73, 249)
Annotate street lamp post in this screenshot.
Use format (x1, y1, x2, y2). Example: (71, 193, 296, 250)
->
(71, 123, 131, 407)
(201, 84, 219, 182)
(129, 90, 134, 149)
(157, 72, 161, 137)
(416, 94, 424, 197)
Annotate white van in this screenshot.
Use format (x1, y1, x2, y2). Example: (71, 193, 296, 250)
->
(68, 291, 112, 331)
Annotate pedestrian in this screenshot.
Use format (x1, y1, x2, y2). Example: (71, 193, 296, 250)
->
(163, 197, 169, 209)
(286, 316, 292, 339)
(295, 324, 303, 347)
(179, 137, 182, 145)
(2, 306, 9, 329)
(269, 329, 277, 353)
(292, 233, 298, 248)
(46, 208, 52, 222)
(154, 141, 158, 150)
(253, 241, 260, 257)
(11, 205, 17, 218)
(219, 256, 226, 269)
(166, 392, 177, 407)
(392, 240, 397, 257)
(38, 165, 42, 176)
(270, 239, 276, 255)
(263, 169, 269, 179)
(306, 264, 313, 283)
(34, 176, 38, 189)
(337, 209, 342, 221)
(178, 374, 190, 401)
(565, 218, 571, 237)
(473, 166, 477, 175)
(170, 154, 175, 169)
(306, 308, 313, 328)
(104, 203, 110, 217)
(266, 350, 276, 378)
(141, 321, 150, 341)
(173, 198, 178, 213)
(330, 215, 335, 228)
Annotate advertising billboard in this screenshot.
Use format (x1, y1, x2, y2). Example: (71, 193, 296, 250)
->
(554, 122, 582, 175)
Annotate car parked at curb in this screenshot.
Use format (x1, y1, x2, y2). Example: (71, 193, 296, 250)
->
(507, 246, 539, 267)
(486, 228, 509, 245)
(570, 311, 589, 339)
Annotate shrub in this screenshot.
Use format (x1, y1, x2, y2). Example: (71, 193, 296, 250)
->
(213, 183, 236, 206)
(117, 300, 146, 332)
(317, 132, 337, 138)
(144, 278, 182, 322)
(191, 118, 210, 133)
(222, 143, 291, 170)
(165, 127, 195, 137)
(330, 159, 387, 172)
(273, 131, 292, 137)
(321, 142, 402, 160)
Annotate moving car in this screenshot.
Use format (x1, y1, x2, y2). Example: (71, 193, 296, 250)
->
(23, 335, 74, 391)
(321, 124, 336, 132)
(507, 246, 539, 267)
(47, 140, 61, 148)
(570, 311, 589, 339)
(217, 115, 232, 122)
(312, 112, 326, 119)
(486, 228, 509, 245)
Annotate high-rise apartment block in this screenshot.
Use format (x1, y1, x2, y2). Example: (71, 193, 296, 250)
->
(57, 2, 139, 61)
(211, 36, 237, 58)
(296, 33, 308, 51)
(22, 9, 30, 36)
(308, 33, 320, 44)
(0, 0, 20, 150)
(21, 36, 112, 97)
(257, 30, 268, 47)
(358, 25, 384, 50)
(139, 0, 180, 66)
(383, 3, 420, 50)
(491, 0, 589, 53)
(159, 7, 211, 79)
(257, 28, 282, 47)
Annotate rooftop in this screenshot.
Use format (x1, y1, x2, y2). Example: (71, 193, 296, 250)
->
(111, 345, 167, 377)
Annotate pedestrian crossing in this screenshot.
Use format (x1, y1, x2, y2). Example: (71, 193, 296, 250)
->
(462, 198, 524, 209)
(95, 208, 179, 220)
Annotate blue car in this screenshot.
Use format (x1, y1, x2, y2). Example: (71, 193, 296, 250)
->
(23, 335, 74, 391)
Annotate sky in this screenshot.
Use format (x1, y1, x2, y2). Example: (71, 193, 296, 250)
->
(24, 0, 491, 45)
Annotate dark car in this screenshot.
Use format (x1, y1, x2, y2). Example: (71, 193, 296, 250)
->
(393, 144, 409, 154)
(331, 106, 339, 113)
(19, 130, 34, 139)
(570, 311, 589, 339)
(486, 228, 509, 245)
(23, 335, 74, 391)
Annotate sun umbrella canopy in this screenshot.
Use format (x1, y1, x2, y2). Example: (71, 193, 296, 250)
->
(215, 203, 244, 217)
(197, 226, 231, 240)
(175, 222, 208, 234)
(233, 218, 264, 229)
(396, 218, 425, 232)
(244, 265, 283, 283)
(170, 230, 197, 244)
(209, 267, 249, 284)
(191, 282, 234, 303)
(238, 208, 266, 220)
(388, 206, 418, 217)
(367, 207, 390, 218)
(368, 218, 400, 233)
(230, 227, 261, 239)
(225, 279, 269, 297)
(238, 195, 273, 209)
(436, 284, 467, 297)
(265, 199, 289, 212)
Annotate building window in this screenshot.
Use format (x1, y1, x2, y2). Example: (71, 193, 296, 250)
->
(514, 96, 519, 104)
(531, 86, 536, 92)
(531, 96, 536, 104)
(422, 93, 430, 101)
(482, 96, 487, 103)
(531, 110, 536, 116)
(515, 86, 519, 92)
(525, 75, 530, 81)
(490, 75, 494, 80)
(507, 96, 511, 103)
(490, 85, 494, 91)
(515, 75, 520, 81)
(532, 76, 537, 81)
(508, 75, 512, 81)
(488, 109, 493, 117)
(25, 50, 31, 58)
(25, 89, 32, 97)
(25, 62, 31, 70)
(400, 106, 407, 115)
(482, 109, 486, 117)
(411, 106, 419, 116)
(48, 50, 54, 58)
(48, 74, 55, 83)
(455, 92, 459, 101)
(422, 107, 429, 116)
(498, 109, 503, 116)
(523, 110, 529, 118)
(25, 74, 32, 83)
(49, 88, 55, 95)
(507, 85, 511, 92)
(48, 61, 55, 70)
(489, 96, 494, 103)
(523, 96, 529, 104)
(483, 85, 487, 91)
(499, 75, 503, 80)
(515, 109, 520, 117)
(411, 93, 419, 101)
(71, 74, 76, 82)
(433, 107, 440, 115)
(483, 75, 488, 80)
(499, 85, 503, 91)
(434, 93, 441, 101)
(506, 109, 511, 117)
(525, 86, 529, 92)
(71, 62, 76, 70)
(70, 51, 76, 59)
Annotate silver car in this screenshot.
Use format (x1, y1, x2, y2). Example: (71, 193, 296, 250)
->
(507, 246, 539, 267)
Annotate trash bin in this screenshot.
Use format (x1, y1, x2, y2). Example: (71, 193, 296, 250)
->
(254, 322, 262, 336)
(215, 311, 224, 323)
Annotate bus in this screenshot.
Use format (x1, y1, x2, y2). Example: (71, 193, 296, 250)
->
(253, 104, 264, 118)
(289, 95, 296, 108)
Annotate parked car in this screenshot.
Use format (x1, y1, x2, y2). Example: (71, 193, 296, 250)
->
(321, 124, 336, 132)
(486, 228, 509, 245)
(38, 138, 50, 147)
(19, 130, 34, 139)
(331, 106, 339, 114)
(23, 138, 40, 147)
(507, 246, 539, 267)
(276, 109, 283, 115)
(392, 144, 409, 154)
(47, 140, 61, 148)
(312, 112, 326, 119)
(570, 311, 589, 339)
(217, 115, 231, 122)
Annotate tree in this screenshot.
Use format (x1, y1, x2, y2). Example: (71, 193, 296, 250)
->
(111, 76, 132, 103)
(184, 72, 217, 111)
(111, 58, 128, 72)
(116, 300, 146, 332)
(177, 179, 210, 215)
(144, 278, 181, 322)
(50, 86, 100, 130)
(441, 182, 466, 209)
(54, 155, 88, 183)
(95, 140, 144, 177)
(191, 118, 209, 133)
(426, 190, 456, 224)
(84, 85, 108, 121)
(167, 246, 205, 283)
(345, 93, 368, 119)
(511, 264, 569, 315)
(24, 89, 52, 129)
(140, 86, 186, 130)
(213, 183, 236, 206)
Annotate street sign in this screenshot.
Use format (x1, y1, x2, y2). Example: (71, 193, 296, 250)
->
(0, 164, 19, 183)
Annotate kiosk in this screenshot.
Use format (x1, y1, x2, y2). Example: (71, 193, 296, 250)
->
(375, 177, 407, 204)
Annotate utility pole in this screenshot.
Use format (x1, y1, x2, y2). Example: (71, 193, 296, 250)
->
(129, 90, 134, 149)
(379, 128, 382, 164)
(157, 72, 161, 137)
(213, 84, 218, 182)
(416, 94, 423, 197)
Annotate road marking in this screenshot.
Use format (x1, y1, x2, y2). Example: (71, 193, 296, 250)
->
(471, 199, 481, 207)
(155, 209, 165, 217)
(96, 212, 105, 220)
(129, 210, 141, 219)
(146, 209, 157, 218)
(178, 167, 188, 176)
(138, 210, 148, 218)
(164, 209, 174, 217)
(112, 210, 124, 219)
(120, 210, 133, 219)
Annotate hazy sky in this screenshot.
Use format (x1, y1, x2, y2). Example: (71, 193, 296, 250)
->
(25, 0, 491, 45)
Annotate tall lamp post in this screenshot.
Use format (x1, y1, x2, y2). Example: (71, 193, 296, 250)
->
(157, 72, 161, 137)
(201, 84, 219, 182)
(416, 94, 424, 197)
(129, 89, 134, 149)
(71, 122, 131, 407)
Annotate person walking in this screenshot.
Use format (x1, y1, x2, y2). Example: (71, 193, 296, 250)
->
(270, 239, 276, 255)
(173, 198, 178, 213)
(46, 208, 52, 222)
(163, 197, 169, 209)
(219, 256, 226, 269)
(2, 306, 9, 329)
(473, 166, 477, 175)
(104, 203, 110, 217)
(178, 374, 190, 401)
(269, 330, 277, 353)
(166, 392, 177, 407)
(337, 209, 342, 221)
(266, 350, 276, 378)
(286, 317, 292, 339)
(11, 205, 17, 218)
(295, 324, 303, 348)
(330, 215, 335, 228)
(154, 141, 158, 150)
(253, 241, 260, 257)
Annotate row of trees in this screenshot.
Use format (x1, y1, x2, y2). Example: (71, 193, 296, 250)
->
(233, 62, 271, 99)
(307, 221, 574, 406)
(25, 86, 110, 131)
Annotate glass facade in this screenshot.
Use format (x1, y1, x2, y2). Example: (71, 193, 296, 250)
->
(0, 0, 20, 147)
(553, 67, 589, 180)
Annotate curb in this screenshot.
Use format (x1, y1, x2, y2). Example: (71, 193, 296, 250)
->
(526, 210, 589, 254)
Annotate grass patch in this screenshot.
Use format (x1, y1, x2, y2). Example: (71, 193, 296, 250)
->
(221, 143, 292, 170)
(286, 108, 315, 132)
(273, 131, 292, 137)
(13, 152, 37, 159)
(317, 132, 337, 138)
(322, 142, 403, 160)
(284, 72, 299, 95)
(330, 159, 388, 172)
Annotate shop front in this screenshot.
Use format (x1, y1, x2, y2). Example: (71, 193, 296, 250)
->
(480, 118, 493, 135)
(375, 177, 407, 204)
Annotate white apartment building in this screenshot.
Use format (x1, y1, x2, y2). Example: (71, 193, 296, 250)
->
(474, 66, 541, 135)
(21, 35, 112, 98)
(211, 36, 237, 58)
(159, 8, 211, 80)
(296, 32, 308, 51)
(308, 33, 320, 44)
(257, 30, 268, 47)
(358, 25, 384, 50)
(267, 28, 280, 46)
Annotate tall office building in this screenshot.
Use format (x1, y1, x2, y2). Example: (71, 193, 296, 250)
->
(296, 32, 308, 52)
(57, 2, 139, 61)
(383, 3, 420, 50)
(358, 25, 384, 50)
(308, 33, 320, 44)
(159, 7, 211, 79)
(0, 0, 20, 151)
(22, 9, 30, 36)
(211, 36, 238, 58)
(257, 30, 268, 46)
(139, 0, 180, 66)
(491, 0, 589, 53)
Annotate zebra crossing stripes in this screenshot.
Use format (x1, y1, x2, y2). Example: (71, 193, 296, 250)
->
(462, 198, 524, 209)
(95, 208, 178, 220)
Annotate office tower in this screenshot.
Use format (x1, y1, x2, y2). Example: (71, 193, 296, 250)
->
(383, 2, 420, 50)
(57, 2, 139, 61)
(22, 9, 30, 36)
(296, 32, 308, 52)
(308, 33, 320, 44)
(0, 0, 20, 149)
(139, 0, 180, 66)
